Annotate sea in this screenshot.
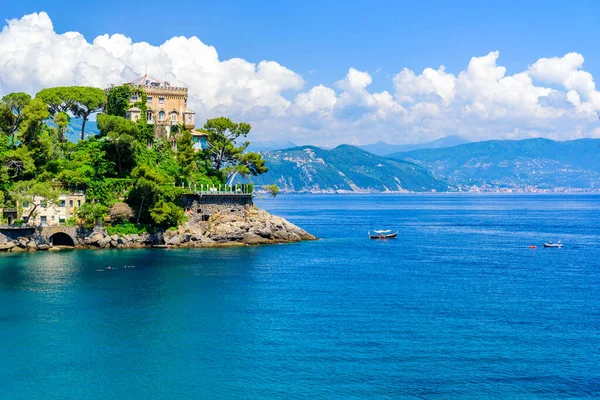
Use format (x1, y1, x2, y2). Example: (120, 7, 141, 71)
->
(1, 194, 599, 399)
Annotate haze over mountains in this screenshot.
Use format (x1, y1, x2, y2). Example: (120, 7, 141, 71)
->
(358, 135, 470, 156)
(390, 138, 600, 190)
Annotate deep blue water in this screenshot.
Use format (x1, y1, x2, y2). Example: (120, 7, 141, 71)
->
(1, 194, 600, 399)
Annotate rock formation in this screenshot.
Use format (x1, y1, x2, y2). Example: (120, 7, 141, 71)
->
(0, 206, 316, 252)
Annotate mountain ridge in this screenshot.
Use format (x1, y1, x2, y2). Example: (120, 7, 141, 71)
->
(253, 144, 449, 193)
(359, 135, 471, 156)
(387, 137, 600, 189)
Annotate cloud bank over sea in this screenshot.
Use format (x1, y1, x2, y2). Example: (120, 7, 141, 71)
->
(1, 12, 600, 146)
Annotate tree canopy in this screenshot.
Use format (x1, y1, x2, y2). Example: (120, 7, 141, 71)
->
(202, 117, 268, 184)
(0, 85, 268, 229)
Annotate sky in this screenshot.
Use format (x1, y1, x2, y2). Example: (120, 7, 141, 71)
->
(1, 0, 600, 146)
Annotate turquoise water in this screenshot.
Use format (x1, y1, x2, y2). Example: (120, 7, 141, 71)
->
(1, 194, 600, 399)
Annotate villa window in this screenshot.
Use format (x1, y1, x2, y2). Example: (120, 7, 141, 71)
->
(23, 202, 29, 208)
(147, 111, 153, 123)
(170, 112, 178, 123)
(147, 96, 152, 103)
(77, 200, 81, 207)
(159, 111, 166, 121)
(131, 95, 138, 102)
(69, 200, 73, 207)
(59, 200, 65, 207)
(159, 97, 165, 104)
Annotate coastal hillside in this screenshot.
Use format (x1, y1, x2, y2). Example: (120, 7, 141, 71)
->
(388, 138, 600, 189)
(359, 135, 470, 156)
(253, 145, 449, 192)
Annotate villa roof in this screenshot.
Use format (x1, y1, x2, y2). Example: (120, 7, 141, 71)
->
(191, 130, 208, 137)
(126, 106, 141, 112)
(183, 108, 195, 114)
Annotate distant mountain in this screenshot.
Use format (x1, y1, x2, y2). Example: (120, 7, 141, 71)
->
(67, 118, 100, 141)
(388, 138, 600, 189)
(46, 117, 100, 142)
(247, 140, 298, 152)
(359, 135, 470, 156)
(252, 145, 449, 193)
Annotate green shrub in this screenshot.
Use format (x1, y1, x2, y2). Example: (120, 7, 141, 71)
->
(106, 222, 149, 236)
(64, 217, 77, 226)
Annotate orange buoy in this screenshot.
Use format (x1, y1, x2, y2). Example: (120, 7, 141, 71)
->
(529, 245, 537, 249)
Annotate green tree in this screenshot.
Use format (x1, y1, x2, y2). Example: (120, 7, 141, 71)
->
(227, 151, 268, 184)
(19, 98, 50, 145)
(150, 200, 185, 228)
(97, 114, 140, 174)
(36, 87, 76, 114)
(203, 117, 251, 171)
(10, 180, 58, 222)
(77, 202, 108, 228)
(70, 87, 106, 140)
(177, 130, 197, 180)
(0, 92, 32, 142)
(3, 145, 36, 180)
(57, 138, 114, 184)
(106, 85, 132, 117)
(263, 184, 279, 197)
(202, 117, 268, 184)
(53, 112, 69, 142)
(129, 165, 172, 223)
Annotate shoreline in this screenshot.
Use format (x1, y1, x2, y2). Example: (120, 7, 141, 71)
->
(0, 207, 317, 253)
(263, 191, 600, 195)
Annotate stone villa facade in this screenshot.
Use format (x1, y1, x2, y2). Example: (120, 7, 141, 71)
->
(20, 192, 86, 226)
(107, 75, 208, 150)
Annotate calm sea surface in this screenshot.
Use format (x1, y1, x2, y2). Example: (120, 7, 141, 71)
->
(1, 194, 600, 399)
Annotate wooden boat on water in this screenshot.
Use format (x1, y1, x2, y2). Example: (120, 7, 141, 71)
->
(543, 241, 563, 248)
(369, 230, 398, 239)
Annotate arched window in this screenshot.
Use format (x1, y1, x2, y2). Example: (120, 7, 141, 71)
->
(158, 111, 165, 121)
(170, 112, 178, 123)
(147, 111, 153, 123)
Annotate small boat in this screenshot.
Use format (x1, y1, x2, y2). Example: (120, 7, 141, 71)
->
(369, 230, 398, 239)
(543, 241, 563, 248)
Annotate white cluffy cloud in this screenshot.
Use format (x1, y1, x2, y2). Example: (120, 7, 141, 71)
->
(1, 12, 600, 145)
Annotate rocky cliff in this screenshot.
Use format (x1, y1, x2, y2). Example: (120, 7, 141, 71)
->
(0, 206, 316, 252)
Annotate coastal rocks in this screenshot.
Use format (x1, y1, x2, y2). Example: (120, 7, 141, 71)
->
(157, 206, 316, 248)
(0, 206, 316, 252)
(0, 232, 52, 252)
(202, 207, 316, 245)
(0, 242, 15, 250)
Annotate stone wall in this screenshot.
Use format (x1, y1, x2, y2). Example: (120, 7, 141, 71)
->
(182, 194, 253, 224)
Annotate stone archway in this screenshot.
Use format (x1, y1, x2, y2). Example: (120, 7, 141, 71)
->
(49, 232, 75, 247)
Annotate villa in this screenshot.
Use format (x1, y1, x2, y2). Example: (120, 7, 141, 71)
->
(107, 75, 208, 151)
(20, 192, 86, 226)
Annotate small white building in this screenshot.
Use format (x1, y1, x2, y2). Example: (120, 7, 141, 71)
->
(21, 192, 86, 226)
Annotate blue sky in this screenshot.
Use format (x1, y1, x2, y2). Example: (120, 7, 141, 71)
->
(2, 1, 600, 145)
(4, 0, 599, 90)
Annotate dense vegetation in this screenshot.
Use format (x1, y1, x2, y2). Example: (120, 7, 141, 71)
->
(0, 86, 268, 228)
